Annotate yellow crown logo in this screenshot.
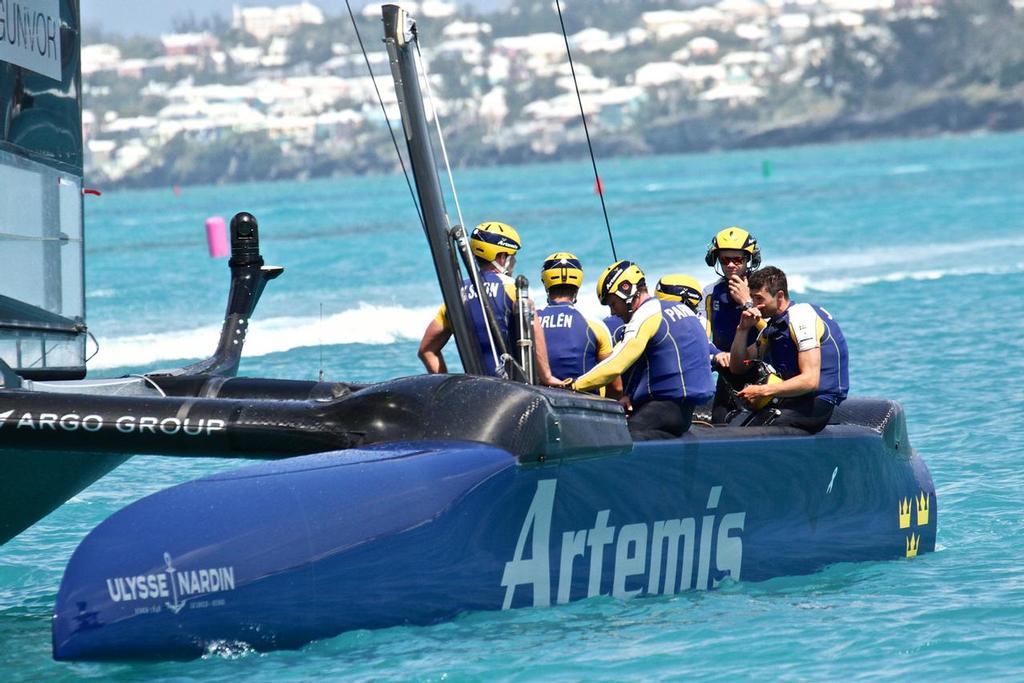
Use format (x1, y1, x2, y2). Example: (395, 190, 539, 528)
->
(916, 492, 929, 527)
(898, 498, 911, 529)
(906, 533, 919, 558)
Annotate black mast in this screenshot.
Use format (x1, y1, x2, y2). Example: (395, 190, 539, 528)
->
(382, 5, 484, 376)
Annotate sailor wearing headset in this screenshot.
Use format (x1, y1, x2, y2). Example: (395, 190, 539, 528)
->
(565, 261, 714, 439)
(702, 226, 767, 422)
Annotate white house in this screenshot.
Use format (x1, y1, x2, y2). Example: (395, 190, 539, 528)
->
(160, 32, 218, 57)
(442, 21, 492, 40)
(634, 62, 689, 87)
(81, 44, 121, 76)
(641, 11, 693, 41)
(700, 82, 765, 103)
(233, 2, 325, 41)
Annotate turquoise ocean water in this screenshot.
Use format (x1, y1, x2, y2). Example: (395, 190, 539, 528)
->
(1, 133, 1023, 680)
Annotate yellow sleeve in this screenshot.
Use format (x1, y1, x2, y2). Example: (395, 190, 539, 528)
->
(434, 303, 451, 331)
(574, 305, 661, 391)
(587, 317, 613, 357)
(503, 282, 518, 303)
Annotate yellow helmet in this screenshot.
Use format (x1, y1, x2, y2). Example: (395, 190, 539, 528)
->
(656, 274, 703, 311)
(541, 252, 583, 290)
(748, 372, 782, 411)
(704, 226, 761, 270)
(596, 260, 646, 305)
(470, 221, 521, 262)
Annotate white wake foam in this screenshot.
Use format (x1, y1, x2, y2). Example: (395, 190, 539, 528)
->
(789, 263, 1023, 294)
(89, 303, 438, 370)
(779, 238, 1024, 276)
(888, 164, 930, 175)
(88, 259, 1022, 370)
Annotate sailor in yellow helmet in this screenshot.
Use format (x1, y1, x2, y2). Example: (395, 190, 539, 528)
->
(656, 273, 715, 355)
(418, 221, 556, 382)
(656, 273, 704, 313)
(536, 253, 619, 395)
(702, 226, 765, 422)
(567, 261, 714, 439)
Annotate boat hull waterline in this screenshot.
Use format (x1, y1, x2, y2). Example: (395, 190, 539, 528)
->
(53, 415, 936, 660)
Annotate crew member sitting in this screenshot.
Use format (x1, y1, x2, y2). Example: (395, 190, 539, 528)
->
(730, 266, 849, 433)
(537, 253, 618, 395)
(568, 261, 714, 439)
(418, 221, 556, 383)
(702, 226, 765, 422)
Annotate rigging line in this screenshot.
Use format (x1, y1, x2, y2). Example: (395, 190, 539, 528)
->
(413, 38, 466, 232)
(554, 0, 617, 261)
(344, 0, 424, 230)
(84, 330, 100, 363)
(454, 228, 501, 377)
(318, 302, 324, 382)
(412, 35, 501, 375)
(128, 375, 167, 398)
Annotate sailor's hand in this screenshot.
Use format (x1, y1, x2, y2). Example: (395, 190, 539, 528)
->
(713, 351, 731, 369)
(738, 383, 771, 404)
(555, 377, 574, 389)
(618, 395, 633, 414)
(737, 307, 762, 331)
(728, 274, 750, 306)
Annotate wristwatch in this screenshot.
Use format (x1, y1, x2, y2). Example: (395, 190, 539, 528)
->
(742, 300, 755, 311)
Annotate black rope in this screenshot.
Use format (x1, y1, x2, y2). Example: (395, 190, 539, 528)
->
(344, 0, 424, 230)
(554, 0, 617, 261)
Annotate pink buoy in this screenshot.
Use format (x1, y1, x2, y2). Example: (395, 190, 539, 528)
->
(205, 216, 229, 258)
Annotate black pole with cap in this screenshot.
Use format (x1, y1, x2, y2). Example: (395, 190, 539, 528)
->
(169, 212, 284, 378)
(382, 5, 485, 376)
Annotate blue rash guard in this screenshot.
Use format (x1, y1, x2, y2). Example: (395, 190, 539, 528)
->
(603, 314, 625, 344)
(702, 278, 758, 353)
(575, 298, 714, 405)
(537, 302, 612, 381)
(755, 302, 849, 405)
(435, 271, 516, 376)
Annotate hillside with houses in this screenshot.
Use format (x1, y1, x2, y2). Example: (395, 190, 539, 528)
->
(81, 0, 1024, 188)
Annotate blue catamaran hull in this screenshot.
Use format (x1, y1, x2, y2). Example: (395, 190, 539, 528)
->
(52, 409, 936, 660)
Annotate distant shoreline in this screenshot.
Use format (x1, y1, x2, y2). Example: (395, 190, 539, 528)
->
(93, 122, 1021, 194)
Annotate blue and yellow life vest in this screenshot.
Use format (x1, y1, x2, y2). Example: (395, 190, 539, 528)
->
(537, 302, 612, 381)
(756, 302, 849, 405)
(435, 271, 517, 376)
(575, 298, 714, 405)
(702, 278, 758, 353)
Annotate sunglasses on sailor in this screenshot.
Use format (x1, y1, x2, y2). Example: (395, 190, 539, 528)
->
(719, 254, 747, 265)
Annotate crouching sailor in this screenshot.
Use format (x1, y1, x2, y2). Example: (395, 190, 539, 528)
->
(567, 261, 714, 439)
(730, 266, 849, 433)
(537, 252, 619, 396)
